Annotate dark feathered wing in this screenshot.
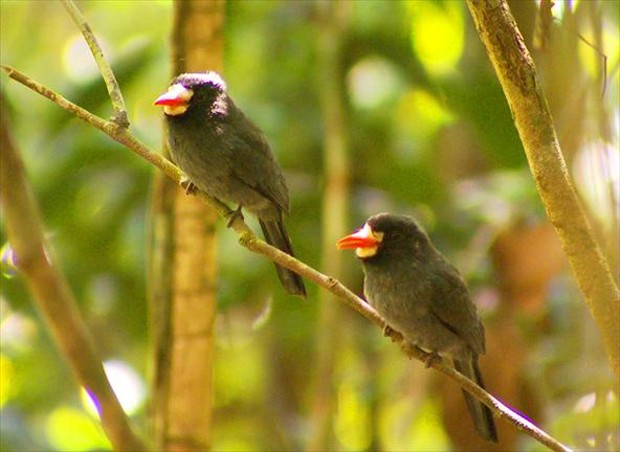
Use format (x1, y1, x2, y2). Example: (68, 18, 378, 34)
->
(428, 254, 497, 441)
(226, 103, 290, 214)
(428, 257, 486, 355)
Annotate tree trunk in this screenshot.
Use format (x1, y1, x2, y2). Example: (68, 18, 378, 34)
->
(149, 1, 225, 450)
(307, 1, 351, 450)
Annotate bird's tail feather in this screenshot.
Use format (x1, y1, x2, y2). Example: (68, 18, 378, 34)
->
(454, 357, 498, 443)
(259, 219, 307, 298)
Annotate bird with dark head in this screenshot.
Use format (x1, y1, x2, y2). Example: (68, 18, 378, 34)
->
(154, 72, 306, 297)
(337, 213, 498, 442)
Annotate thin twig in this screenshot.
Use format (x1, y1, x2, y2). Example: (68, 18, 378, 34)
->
(575, 31, 608, 97)
(1, 65, 571, 452)
(60, 0, 129, 127)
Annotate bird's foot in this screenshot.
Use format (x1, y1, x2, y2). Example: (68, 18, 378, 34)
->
(382, 324, 403, 343)
(226, 205, 244, 228)
(423, 351, 441, 369)
(180, 177, 197, 195)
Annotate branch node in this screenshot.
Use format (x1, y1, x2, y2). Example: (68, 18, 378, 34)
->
(110, 111, 130, 129)
(325, 276, 339, 289)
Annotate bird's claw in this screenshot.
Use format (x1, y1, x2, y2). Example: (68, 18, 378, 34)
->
(226, 205, 244, 228)
(383, 324, 394, 337)
(424, 352, 441, 369)
(383, 324, 403, 343)
(180, 177, 197, 195)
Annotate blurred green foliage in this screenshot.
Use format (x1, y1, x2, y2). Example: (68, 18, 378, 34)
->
(1, 1, 618, 451)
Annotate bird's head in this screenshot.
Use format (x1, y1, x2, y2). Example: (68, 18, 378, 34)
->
(337, 213, 429, 260)
(154, 71, 227, 117)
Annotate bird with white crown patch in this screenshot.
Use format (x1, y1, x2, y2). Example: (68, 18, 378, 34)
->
(155, 72, 306, 297)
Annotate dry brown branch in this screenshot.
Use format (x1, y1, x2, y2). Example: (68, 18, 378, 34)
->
(0, 95, 146, 451)
(149, 1, 225, 450)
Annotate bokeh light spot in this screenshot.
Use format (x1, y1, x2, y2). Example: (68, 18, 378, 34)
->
(335, 384, 371, 450)
(409, 2, 464, 76)
(347, 56, 403, 110)
(0, 354, 17, 407)
(63, 33, 103, 81)
(81, 359, 146, 417)
(397, 88, 454, 146)
(46, 406, 110, 451)
(0, 242, 18, 278)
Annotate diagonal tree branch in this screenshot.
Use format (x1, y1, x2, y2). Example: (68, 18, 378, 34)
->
(1, 64, 570, 452)
(0, 94, 146, 451)
(466, 0, 620, 379)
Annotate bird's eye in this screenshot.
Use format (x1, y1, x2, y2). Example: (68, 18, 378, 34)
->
(390, 232, 404, 241)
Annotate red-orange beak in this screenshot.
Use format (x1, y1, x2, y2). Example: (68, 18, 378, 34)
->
(154, 93, 184, 106)
(336, 223, 380, 250)
(153, 84, 193, 106)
